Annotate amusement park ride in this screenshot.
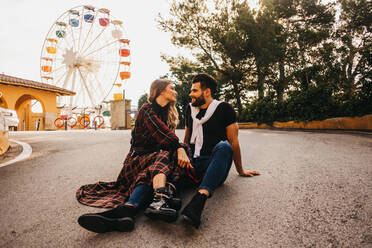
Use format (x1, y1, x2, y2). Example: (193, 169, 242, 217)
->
(40, 5, 131, 129)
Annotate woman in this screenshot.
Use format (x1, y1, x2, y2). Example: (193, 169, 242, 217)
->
(77, 79, 197, 233)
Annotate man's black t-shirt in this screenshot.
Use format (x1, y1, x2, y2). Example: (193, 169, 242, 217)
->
(185, 102, 237, 156)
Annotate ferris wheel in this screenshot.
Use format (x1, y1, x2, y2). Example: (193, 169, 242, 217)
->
(40, 5, 131, 111)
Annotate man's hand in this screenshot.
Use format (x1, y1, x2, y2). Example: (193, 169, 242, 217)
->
(239, 170, 260, 177)
(177, 147, 192, 168)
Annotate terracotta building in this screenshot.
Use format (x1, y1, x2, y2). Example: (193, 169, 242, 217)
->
(0, 74, 75, 131)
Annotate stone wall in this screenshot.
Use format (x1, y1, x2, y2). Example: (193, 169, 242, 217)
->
(238, 114, 372, 130)
(110, 99, 132, 130)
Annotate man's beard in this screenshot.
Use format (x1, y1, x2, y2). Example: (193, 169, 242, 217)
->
(191, 94, 206, 107)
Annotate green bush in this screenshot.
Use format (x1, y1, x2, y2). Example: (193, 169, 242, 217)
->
(241, 93, 287, 124)
(239, 84, 371, 124)
(355, 79, 372, 116)
(285, 85, 337, 121)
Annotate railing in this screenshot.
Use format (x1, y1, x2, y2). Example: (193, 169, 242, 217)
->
(54, 115, 104, 130)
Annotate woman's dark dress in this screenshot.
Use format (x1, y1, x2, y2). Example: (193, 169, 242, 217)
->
(76, 102, 198, 208)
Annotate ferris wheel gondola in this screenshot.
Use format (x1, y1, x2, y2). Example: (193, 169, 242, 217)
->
(40, 5, 131, 113)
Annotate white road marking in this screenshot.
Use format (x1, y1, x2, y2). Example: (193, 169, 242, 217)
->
(0, 139, 32, 168)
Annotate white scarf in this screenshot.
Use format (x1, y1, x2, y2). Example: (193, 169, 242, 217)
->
(190, 100, 221, 158)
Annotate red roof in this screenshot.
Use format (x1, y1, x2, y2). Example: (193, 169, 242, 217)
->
(0, 74, 75, 96)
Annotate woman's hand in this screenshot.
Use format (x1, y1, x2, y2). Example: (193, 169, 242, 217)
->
(177, 148, 192, 168)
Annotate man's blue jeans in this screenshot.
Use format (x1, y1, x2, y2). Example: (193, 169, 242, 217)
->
(192, 141, 233, 197)
(125, 141, 233, 207)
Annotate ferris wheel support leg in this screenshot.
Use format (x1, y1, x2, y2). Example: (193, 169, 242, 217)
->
(54, 70, 69, 87)
(74, 80, 83, 107)
(91, 73, 106, 103)
(78, 68, 96, 107)
(70, 69, 77, 106)
(62, 68, 74, 90)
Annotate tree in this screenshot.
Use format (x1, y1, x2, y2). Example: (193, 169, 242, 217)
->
(235, 5, 285, 99)
(137, 93, 148, 110)
(161, 55, 217, 127)
(260, 0, 335, 96)
(158, 0, 256, 115)
(333, 0, 372, 100)
(158, 0, 371, 124)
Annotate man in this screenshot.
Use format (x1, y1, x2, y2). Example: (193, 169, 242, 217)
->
(181, 73, 260, 228)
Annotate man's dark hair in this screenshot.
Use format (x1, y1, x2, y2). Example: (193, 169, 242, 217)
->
(192, 73, 217, 96)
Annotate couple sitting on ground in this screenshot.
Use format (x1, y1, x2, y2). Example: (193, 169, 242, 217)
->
(76, 73, 260, 232)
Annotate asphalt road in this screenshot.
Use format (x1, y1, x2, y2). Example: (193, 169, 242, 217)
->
(0, 129, 371, 248)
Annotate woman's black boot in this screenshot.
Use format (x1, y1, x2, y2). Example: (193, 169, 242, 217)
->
(181, 192, 208, 228)
(144, 187, 178, 222)
(78, 204, 137, 233)
(167, 181, 182, 210)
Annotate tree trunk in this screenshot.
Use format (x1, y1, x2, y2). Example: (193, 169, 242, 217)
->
(257, 66, 265, 99)
(276, 61, 287, 101)
(232, 80, 243, 116)
(344, 52, 356, 100)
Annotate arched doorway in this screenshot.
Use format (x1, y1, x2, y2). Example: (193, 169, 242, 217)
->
(15, 95, 46, 131)
(0, 96, 8, 108)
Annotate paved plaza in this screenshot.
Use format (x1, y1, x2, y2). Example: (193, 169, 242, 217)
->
(0, 129, 371, 248)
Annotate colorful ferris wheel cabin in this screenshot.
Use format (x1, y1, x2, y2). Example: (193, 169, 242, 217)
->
(112, 29, 123, 39)
(69, 10, 80, 27)
(41, 66, 52, 73)
(41, 57, 53, 73)
(99, 18, 110, 26)
(119, 61, 131, 80)
(111, 20, 123, 39)
(84, 5, 95, 23)
(120, 72, 131, 80)
(98, 8, 110, 27)
(69, 19, 79, 27)
(56, 30, 66, 38)
(84, 14, 94, 23)
(119, 49, 130, 57)
(119, 39, 130, 57)
(56, 22, 67, 38)
(46, 39, 58, 54)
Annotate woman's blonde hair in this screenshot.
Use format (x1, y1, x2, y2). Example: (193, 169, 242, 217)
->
(148, 79, 179, 131)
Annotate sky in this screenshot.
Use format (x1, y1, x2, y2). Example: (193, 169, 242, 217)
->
(0, 0, 259, 108)
(0, 0, 181, 107)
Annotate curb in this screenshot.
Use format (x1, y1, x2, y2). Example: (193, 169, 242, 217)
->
(240, 128, 372, 138)
(238, 114, 372, 131)
(0, 130, 9, 156)
(0, 139, 32, 168)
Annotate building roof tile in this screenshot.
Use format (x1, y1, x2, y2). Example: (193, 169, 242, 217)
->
(0, 74, 75, 96)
